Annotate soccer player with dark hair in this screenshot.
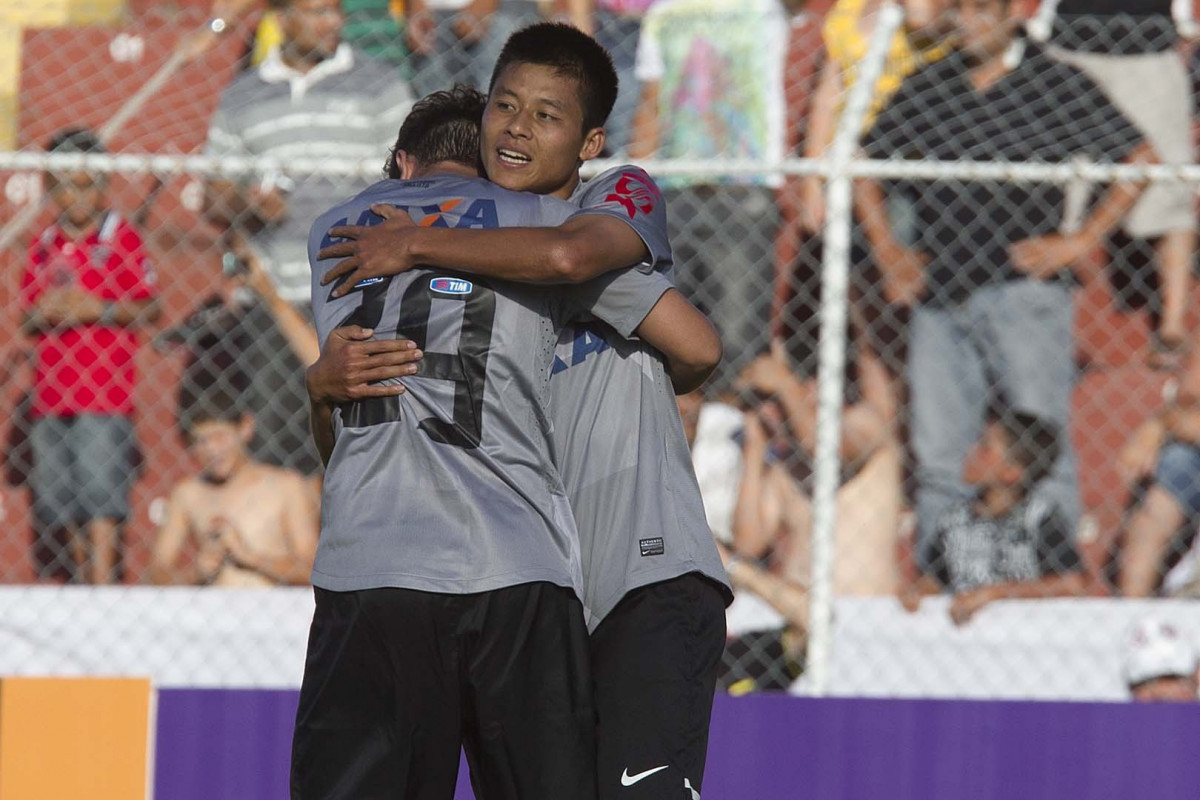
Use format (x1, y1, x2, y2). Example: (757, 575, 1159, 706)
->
(900, 408, 1086, 626)
(314, 22, 733, 799)
(293, 84, 720, 800)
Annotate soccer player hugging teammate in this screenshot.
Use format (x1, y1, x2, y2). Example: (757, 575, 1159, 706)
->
(314, 23, 733, 800)
(294, 87, 679, 800)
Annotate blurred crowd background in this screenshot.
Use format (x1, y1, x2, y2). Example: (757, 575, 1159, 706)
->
(2, 0, 1200, 699)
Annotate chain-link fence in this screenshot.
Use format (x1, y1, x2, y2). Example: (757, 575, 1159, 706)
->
(2, 0, 1200, 701)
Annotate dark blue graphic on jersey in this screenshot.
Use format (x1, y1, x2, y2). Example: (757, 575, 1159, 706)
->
(552, 327, 611, 375)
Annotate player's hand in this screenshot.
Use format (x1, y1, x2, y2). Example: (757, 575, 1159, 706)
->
(306, 325, 423, 404)
(879, 245, 928, 307)
(406, 9, 436, 55)
(1010, 232, 1090, 280)
(949, 586, 996, 626)
(319, 204, 420, 296)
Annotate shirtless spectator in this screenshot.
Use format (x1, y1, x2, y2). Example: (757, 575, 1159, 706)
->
(731, 334, 902, 598)
(149, 386, 318, 587)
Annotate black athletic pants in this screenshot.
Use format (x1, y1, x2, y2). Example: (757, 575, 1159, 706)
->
(290, 582, 596, 800)
(590, 573, 727, 800)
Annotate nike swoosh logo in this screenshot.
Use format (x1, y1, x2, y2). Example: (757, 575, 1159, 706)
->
(621, 765, 669, 786)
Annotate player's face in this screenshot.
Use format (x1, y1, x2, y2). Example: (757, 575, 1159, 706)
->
(47, 170, 106, 230)
(284, 0, 344, 61)
(1131, 674, 1200, 702)
(481, 62, 605, 199)
(189, 418, 251, 482)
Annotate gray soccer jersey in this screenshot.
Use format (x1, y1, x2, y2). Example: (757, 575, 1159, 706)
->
(554, 166, 732, 630)
(309, 175, 670, 597)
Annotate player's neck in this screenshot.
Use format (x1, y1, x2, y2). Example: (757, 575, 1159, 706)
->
(410, 161, 481, 181)
(547, 171, 582, 201)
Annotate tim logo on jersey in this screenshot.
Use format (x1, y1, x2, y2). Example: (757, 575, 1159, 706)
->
(604, 170, 662, 219)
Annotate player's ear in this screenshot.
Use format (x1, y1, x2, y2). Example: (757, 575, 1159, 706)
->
(578, 127, 605, 164)
(396, 150, 418, 181)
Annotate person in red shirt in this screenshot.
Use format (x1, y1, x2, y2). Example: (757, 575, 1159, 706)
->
(19, 129, 161, 584)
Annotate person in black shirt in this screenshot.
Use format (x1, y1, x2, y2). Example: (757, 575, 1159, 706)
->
(858, 0, 1156, 574)
(1032, 0, 1198, 366)
(901, 409, 1085, 625)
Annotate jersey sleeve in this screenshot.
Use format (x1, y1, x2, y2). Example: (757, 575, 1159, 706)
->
(564, 266, 673, 338)
(571, 166, 672, 275)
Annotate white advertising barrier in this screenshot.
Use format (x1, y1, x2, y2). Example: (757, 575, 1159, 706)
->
(812, 596, 1200, 701)
(1, 588, 1197, 699)
(0, 587, 314, 688)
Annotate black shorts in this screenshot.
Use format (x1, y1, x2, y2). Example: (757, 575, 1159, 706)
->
(589, 572, 727, 800)
(290, 582, 596, 800)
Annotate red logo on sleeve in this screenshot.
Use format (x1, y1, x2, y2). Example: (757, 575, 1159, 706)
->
(604, 171, 662, 219)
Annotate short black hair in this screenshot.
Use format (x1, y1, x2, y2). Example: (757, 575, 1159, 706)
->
(489, 22, 618, 132)
(46, 127, 105, 154)
(386, 85, 486, 177)
(993, 409, 1061, 491)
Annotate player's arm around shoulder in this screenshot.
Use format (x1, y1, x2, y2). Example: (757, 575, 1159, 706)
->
(635, 288, 722, 395)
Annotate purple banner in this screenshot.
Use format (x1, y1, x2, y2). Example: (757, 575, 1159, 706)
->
(155, 691, 1200, 800)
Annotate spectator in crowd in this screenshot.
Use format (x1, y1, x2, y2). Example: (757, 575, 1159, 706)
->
(407, 0, 546, 95)
(149, 384, 318, 587)
(858, 0, 1157, 571)
(792, 0, 953, 380)
(558, 0, 658, 155)
(677, 391, 808, 694)
(800, 0, 952, 234)
(678, 387, 745, 547)
(1115, 346, 1200, 598)
(717, 543, 808, 694)
(901, 410, 1086, 625)
(1122, 617, 1200, 702)
(406, 0, 498, 96)
(1030, 0, 1197, 368)
(202, 0, 413, 472)
(629, 0, 788, 390)
(19, 128, 162, 585)
(732, 257, 903, 596)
